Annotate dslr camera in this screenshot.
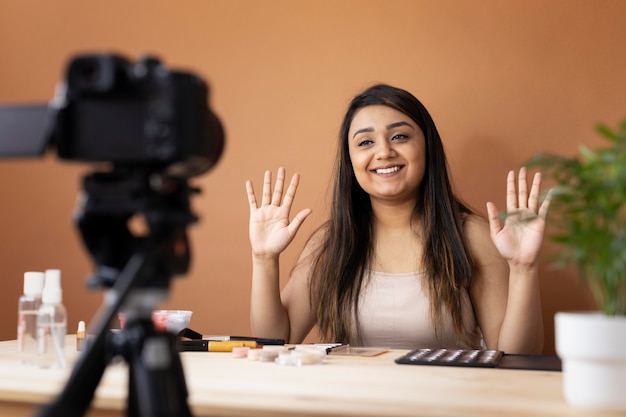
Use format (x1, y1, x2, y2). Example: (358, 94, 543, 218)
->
(1, 53, 224, 177)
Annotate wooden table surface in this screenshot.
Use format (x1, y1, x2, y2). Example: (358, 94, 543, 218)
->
(0, 336, 623, 417)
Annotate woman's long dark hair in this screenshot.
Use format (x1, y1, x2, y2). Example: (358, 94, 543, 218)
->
(308, 84, 476, 344)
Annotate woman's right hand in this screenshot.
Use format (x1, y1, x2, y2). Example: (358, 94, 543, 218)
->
(246, 167, 312, 258)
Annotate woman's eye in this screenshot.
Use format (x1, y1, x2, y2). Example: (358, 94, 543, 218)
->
(391, 134, 408, 141)
(357, 139, 373, 147)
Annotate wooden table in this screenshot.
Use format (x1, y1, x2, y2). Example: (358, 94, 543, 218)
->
(0, 337, 623, 417)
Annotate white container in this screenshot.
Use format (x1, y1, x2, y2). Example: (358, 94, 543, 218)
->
(37, 269, 67, 369)
(555, 311, 626, 411)
(151, 310, 192, 334)
(17, 271, 45, 364)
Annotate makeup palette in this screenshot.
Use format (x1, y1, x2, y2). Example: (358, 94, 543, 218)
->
(395, 348, 504, 368)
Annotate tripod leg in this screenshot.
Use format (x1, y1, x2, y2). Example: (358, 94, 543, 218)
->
(125, 326, 192, 417)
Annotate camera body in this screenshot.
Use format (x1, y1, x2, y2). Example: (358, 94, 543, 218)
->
(52, 54, 224, 177)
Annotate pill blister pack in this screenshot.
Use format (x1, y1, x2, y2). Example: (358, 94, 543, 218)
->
(395, 348, 504, 368)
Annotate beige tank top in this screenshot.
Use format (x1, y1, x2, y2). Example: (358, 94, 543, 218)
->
(351, 270, 483, 349)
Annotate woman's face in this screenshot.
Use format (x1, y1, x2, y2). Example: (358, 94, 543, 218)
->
(348, 105, 426, 204)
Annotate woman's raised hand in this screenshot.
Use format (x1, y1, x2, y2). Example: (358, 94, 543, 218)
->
(486, 167, 552, 267)
(246, 167, 312, 258)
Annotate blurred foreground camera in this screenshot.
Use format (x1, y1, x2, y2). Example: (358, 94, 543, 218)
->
(2, 53, 225, 417)
(1, 53, 225, 178)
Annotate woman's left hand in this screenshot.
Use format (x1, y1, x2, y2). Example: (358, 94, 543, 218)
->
(486, 167, 552, 267)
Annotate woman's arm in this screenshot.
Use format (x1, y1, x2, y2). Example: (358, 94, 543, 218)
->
(250, 242, 319, 343)
(470, 168, 551, 354)
(246, 168, 313, 341)
(468, 219, 545, 353)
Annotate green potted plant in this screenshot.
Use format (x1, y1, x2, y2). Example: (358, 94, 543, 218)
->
(527, 118, 626, 410)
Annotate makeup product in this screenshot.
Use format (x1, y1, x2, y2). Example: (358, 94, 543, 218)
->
(261, 345, 288, 353)
(152, 310, 192, 334)
(247, 348, 261, 361)
(76, 321, 86, 351)
(37, 269, 67, 369)
(258, 345, 289, 362)
(179, 340, 257, 352)
(259, 350, 279, 362)
(395, 348, 504, 368)
(328, 346, 389, 357)
(292, 343, 349, 354)
(320, 343, 349, 354)
(277, 346, 326, 365)
(231, 346, 250, 358)
(205, 335, 285, 345)
(17, 271, 44, 365)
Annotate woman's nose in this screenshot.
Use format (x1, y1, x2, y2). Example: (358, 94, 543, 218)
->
(376, 140, 394, 159)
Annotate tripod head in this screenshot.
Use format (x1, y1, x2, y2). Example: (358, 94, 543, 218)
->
(76, 167, 198, 291)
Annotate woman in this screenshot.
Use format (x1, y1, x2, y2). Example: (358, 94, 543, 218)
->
(246, 84, 551, 353)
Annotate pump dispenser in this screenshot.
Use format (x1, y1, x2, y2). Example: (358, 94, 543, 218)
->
(37, 269, 67, 368)
(17, 271, 45, 364)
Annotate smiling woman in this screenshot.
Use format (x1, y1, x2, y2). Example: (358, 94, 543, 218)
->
(246, 84, 552, 354)
(348, 105, 426, 204)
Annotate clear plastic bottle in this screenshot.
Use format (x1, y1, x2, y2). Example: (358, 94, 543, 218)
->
(17, 271, 45, 364)
(37, 269, 67, 369)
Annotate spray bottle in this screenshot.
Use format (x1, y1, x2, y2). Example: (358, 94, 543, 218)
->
(37, 269, 67, 368)
(17, 271, 45, 364)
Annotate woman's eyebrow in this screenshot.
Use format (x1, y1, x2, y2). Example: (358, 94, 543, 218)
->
(352, 121, 414, 139)
(387, 121, 413, 130)
(352, 127, 374, 139)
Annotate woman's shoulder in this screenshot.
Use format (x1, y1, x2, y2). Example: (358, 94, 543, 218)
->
(462, 213, 500, 259)
(462, 213, 490, 237)
(463, 213, 507, 275)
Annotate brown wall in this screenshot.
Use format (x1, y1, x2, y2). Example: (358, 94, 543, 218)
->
(1, 0, 622, 354)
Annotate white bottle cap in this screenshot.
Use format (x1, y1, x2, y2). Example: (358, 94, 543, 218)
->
(42, 269, 62, 304)
(23, 271, 45, 296)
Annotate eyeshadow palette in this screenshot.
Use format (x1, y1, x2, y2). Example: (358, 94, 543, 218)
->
(395, 348, 504, 368)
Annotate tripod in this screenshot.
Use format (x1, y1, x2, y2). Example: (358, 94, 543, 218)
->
(37, 168, 199, 417)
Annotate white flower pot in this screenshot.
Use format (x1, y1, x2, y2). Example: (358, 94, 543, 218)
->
(555, 311, 626, 411)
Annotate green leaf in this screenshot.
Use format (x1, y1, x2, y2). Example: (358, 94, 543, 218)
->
(522, 117, 626, 317)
